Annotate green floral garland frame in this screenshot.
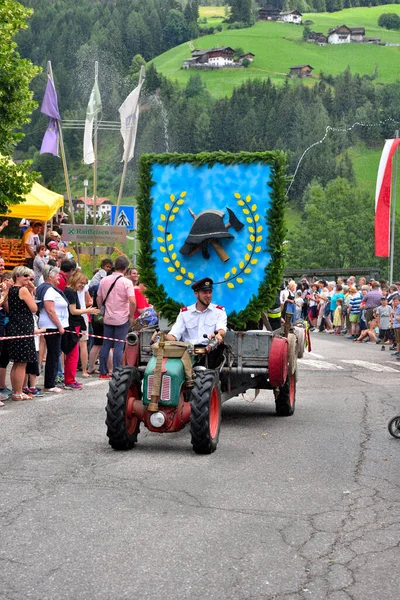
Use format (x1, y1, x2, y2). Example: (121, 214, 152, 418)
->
(137, 151, 288, 330)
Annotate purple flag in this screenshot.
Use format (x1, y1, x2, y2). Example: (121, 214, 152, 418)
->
(40, 118, 59, 156)
(40, 77, 60, 156)
(41, 77, 61, 120)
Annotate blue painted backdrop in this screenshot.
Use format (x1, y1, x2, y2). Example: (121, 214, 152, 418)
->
(151, 162, 273, 313)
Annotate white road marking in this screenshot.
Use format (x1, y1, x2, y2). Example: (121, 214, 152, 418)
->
(84, 380, 110, 388)
(35, 380, 109, 401)
(340, 360, 399, 373)
(304, 352, 325, 359)
(299, 359, 344, 370)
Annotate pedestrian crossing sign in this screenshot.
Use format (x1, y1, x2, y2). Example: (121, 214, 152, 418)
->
(110, 205, 135, 230)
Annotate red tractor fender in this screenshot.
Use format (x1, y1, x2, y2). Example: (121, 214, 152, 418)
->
(269, 337, 289, 388)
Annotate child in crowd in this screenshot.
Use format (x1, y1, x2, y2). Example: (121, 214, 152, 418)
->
(354, 318, 379, 343)
(333, 297, 344, 334)
(306, 284, 319, 330)
(295, 290, 304, 321)
(316, 292, 328, 332)
(376, 296, 392, 349)
(392, 295, 400, 358)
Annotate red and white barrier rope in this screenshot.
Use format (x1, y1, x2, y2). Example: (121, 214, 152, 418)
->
(0, 330, 127, 343)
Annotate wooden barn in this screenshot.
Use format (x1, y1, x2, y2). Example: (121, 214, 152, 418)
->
(288, 64, 314, 78)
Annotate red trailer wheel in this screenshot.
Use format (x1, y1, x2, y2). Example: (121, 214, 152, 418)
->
(275, 372, 296, 416)
(269, 337, 289, 388)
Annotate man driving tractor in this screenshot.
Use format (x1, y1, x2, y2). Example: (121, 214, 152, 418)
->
(164, 278, 227, 345)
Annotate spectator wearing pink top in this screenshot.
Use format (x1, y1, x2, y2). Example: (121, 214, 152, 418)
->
(97, 256, 136, 379)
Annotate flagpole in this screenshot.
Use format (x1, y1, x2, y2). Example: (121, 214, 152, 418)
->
(389, 130, 399, 284)
(92, 61, 99, 270)
(114, 66, 145, 227)
(47, 61, 80, 264)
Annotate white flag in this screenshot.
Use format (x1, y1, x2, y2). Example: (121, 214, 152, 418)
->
(119, 81, 143, 162)
(83, 79, 102, 165)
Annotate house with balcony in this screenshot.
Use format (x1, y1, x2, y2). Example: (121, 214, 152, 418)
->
(288, 64, 314, 78)
(182, 47, 254, 69)
(279, 10, 302, 24)
(75, 197, 114, 220)
(327, 25, 365, 44)
(257, 6, 281, 21)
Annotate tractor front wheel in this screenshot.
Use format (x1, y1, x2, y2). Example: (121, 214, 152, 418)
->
(275, 371, 296, 417)
(190, 371, 221, 454)
(105, 366, 141, 450)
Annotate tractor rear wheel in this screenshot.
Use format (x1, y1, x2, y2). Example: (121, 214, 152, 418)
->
(275, 371, 296, 417)
(190, 371, 221, 454)
(105, 366, 141, 450)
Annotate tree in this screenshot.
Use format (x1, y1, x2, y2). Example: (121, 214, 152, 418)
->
(234, 47, 245, 58)
(285, 178, 377, 269)
(184, 74, 206, 98)
(337, 152, 355, 183)
(164, 9, 191, 48)
(0, 0, 40, 213)
(228, 0, 254, 24)
(144, 63, 162, 94)
(313, 0, 326, 11)
(378, 13, 400, 30)
(129, 54, 146, 77)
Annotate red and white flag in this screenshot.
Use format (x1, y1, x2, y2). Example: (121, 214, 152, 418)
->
(375, 138, 400, 257)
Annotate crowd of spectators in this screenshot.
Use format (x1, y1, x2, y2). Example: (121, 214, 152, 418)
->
(2, 222, 399, 408)
(0, 233, 156, 406)
(280, 276, 400, 360)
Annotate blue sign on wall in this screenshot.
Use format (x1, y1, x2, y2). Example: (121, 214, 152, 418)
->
(110, 205, 135, 230)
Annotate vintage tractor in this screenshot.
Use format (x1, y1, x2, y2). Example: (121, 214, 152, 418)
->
(105, 151, 306, 454)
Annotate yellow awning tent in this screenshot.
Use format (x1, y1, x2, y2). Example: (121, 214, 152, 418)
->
(0, 181, 64, 222)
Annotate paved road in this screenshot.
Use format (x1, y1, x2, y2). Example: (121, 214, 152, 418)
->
(1, 334, 399, 600)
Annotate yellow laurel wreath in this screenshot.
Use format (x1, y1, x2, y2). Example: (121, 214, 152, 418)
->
(157, 191, 195, 286)
(157, 191, 263, 290)
(222, 193, 263, 289)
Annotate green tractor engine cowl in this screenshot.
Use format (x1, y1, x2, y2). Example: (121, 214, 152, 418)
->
(130, 354, 191, 434)
(143, 356, 186, 408)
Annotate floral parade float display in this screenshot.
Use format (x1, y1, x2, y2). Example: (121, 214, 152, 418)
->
(105, 151, 306, 454)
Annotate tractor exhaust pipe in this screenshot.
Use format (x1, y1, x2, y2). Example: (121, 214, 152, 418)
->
(126, 331, 139, 346)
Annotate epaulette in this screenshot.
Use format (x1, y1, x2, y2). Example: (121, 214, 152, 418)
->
(180, 306, 188, 312)
(216, 305, 225, 310)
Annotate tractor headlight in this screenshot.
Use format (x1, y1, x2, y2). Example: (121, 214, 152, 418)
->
(149, 412, 166, 428)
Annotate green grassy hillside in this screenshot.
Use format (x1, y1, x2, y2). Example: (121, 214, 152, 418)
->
(153, 5, 400, 98)
(349, 144, 400, 209)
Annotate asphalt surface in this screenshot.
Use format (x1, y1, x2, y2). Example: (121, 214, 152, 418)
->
(1, 333, 399, 600)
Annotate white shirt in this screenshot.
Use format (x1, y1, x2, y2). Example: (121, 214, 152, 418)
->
(280, 289, 289, 305)
(77, 284, 88, 310)
(169, 302, 227, 345)
(24, 231, 40, 258)
(78, 284, 89, 328)
(38, 287, 69, 329)
(33, 314, 40, 351)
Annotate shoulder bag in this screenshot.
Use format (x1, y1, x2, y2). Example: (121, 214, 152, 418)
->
(96, 275, 123, 325)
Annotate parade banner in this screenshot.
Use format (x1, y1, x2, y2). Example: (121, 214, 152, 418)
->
(375, 138, 400, 257)
(40, 77, 61, 157)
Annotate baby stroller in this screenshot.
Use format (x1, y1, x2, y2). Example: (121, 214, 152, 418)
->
(388, 415, 400, 438)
